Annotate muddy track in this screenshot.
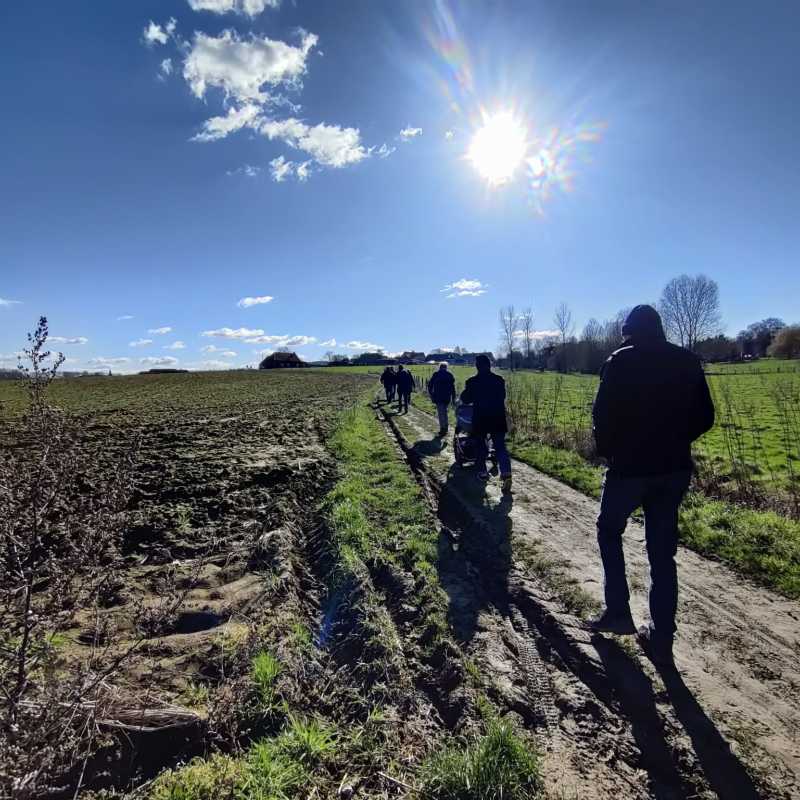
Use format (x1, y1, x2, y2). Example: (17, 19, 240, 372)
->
(378, 400, 800, 800)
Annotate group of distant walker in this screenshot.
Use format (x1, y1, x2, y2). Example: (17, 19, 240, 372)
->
(378, 305, 715, 668)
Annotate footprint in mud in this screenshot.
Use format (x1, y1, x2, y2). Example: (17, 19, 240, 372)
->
(173, 610, 225, 634)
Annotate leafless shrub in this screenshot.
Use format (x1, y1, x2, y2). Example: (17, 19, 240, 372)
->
(0, 317, 140, 797)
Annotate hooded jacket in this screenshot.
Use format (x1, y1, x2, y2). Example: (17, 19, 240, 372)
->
(592, 305, 715, 476)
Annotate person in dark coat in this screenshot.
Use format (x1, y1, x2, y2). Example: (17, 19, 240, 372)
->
(428, 361, 457, 436)
(380, 366, 396, 402)
(588, 304, 715, 665)
(395, 365, 415, 413)
(460, 354, 512, 493)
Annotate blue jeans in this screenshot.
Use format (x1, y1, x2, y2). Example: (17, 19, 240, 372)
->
(597, 469, 691, 643)
(476, 433, 511, 476)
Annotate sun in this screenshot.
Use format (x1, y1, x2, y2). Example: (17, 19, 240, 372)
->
(468, 112, 528, 185)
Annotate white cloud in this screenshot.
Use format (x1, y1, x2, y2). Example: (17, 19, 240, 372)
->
(237, 295, 274, 308)
(201, 345, 237, 356)
(143, 19, 176, 47)
(184, 30, 317, 105)
(117, 315, 134, 321)
(445, 130, 455, 140)
(319, 338, 336, 347)
(344, 340, 384, 352)
(270, 156, 294, 182)
(259, 118, 367, 168)
(202, 327, 264, 339)
(88, 357, 131, 366)
(140, 356, 180, 366)
(245, 334, 316, 347)
(160, 58, 173, 76)
(196, 359, 236, 370)
(148, 326, 172, 335)
(129, 338, 153, 347)
(200, 344, 238, 358)
(193, 103, 262, 143)
(375, 143, 395, 159)
(528, 329, 560, 341)
(165, 341, 186, 350)
(187, 0, 280, 16)
(227, 163, 261, 177)
(399, 126, 422, 140)
(295, 161, 311, 181)
(49, 336, 88, 345)
(442, 278, 487, 298)
(0, 297, 21, 307)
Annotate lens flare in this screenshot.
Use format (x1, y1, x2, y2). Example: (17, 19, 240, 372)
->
(468, 112, 528, 185)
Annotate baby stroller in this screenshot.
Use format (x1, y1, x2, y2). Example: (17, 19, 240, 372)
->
(453, 404, 496, 468)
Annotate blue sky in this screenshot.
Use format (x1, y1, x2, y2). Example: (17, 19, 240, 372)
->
(2, 0, 799, 371)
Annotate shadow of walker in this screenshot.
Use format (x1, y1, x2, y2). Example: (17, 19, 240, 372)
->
(592, 635, 761, 800)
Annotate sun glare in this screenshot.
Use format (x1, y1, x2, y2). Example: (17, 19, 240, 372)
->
(468, 112, 528, 185)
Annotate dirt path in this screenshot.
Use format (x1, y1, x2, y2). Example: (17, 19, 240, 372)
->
(382, 401, 800, 800)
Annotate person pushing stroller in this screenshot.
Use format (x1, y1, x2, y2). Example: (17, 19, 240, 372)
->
(459, 354, 512, 493)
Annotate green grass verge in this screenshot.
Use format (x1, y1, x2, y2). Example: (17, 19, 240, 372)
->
(323, 404, 449, 646)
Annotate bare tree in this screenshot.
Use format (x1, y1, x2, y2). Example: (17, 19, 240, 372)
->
(499, 306, 518, 369)
(554, 302, 574, 346)
(659, 274, 721, 351)
(519, 307, 534, 365)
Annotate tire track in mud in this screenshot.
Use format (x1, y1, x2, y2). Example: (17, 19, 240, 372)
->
(378, 400, 796, 800)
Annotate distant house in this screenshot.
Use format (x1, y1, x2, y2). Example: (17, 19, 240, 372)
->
(259, 351, 307, 369)
(398, 351, 426, 364)
(140, 368, 189, 374)
(351, 352, 396, 366)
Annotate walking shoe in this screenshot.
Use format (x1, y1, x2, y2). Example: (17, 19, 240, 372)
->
(501, 474, 512, 494)
(585, 608, 636, 635)
(637, 625, 675, 667)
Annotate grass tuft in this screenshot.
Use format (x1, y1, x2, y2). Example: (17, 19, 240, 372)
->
(420, 721, 542, 800)
(252, 650, 282, 709)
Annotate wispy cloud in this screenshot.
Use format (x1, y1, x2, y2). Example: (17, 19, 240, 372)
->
(344, 340, 384, 352)
(202, 327, 264, 339)
(0, 297, 22, 307)
(187, 0, 280, 17)
(245, 334, 317, 347)
(195, 359, 236, 370)
(442, 278, 487, 298)
(445, 130, 455, 141)
(260, 118, 368, 169)
(88, 357, 131, 366)
(237, 295, 274, 308)
(319, 338, 336, 347)
(148, 326, 172, 335)
(140, 356, 180, 366)
(164, 341, 186, 350)
(116, 315, 134, 321)
(515, 328, 559, 342)
(143, 18, 176, 47)
(160, 58, 173, 77)
(49, 336, 88, 345)
(375, 143, 395, 159)
(201, 345, 238, 356)
(399, 126, 422, 140)
(226, 163, 261, 177)
(129, 338, 153, 347)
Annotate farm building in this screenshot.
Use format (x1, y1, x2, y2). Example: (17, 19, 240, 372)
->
(259, 352, 307, 369)
(397, 351, 427, 364)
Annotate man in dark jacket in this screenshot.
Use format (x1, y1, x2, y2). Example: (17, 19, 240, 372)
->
(396, 365, 415, 413)
(428, 361, 457, 436)
(589, 305, 714, 665)
(460, 354, 512, 493)
(380, 366, 396, 402)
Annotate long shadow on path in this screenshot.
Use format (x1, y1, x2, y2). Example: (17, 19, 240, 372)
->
(593, 636, 761, 800)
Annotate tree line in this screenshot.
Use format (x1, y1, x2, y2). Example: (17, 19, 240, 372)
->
(498, 274, 800, 373)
